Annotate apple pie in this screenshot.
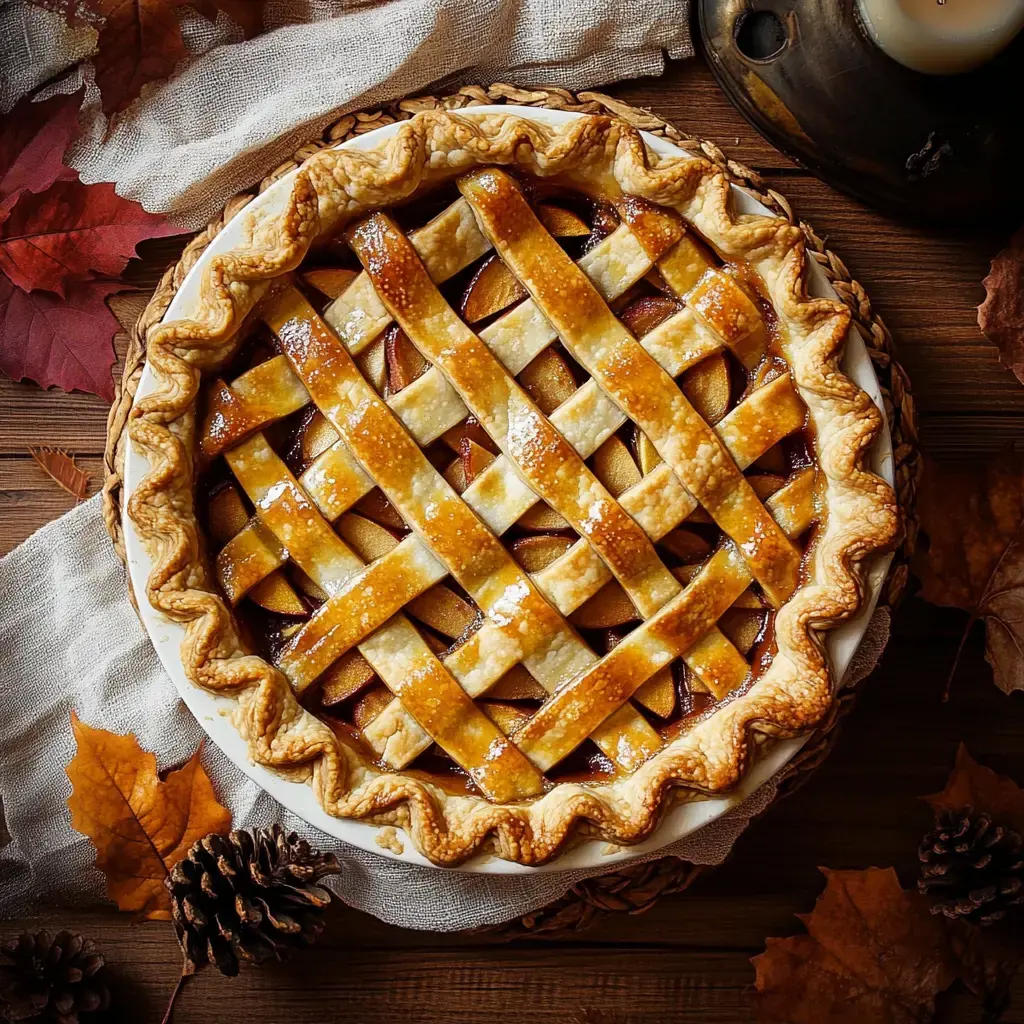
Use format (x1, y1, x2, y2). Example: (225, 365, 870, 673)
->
(128, 110, 901, 865)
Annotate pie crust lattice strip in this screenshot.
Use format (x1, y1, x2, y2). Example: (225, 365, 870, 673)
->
(127, 110, 901, 866)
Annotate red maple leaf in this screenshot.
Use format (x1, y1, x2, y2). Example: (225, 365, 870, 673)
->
(0, 88, 84, 206)
(81, 0, 265, 116)
(193, 1, 265, 39)
(0, 275, 124, 399)
(0, 178, 182, 296)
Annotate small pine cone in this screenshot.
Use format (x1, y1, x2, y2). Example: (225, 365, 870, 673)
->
(165, 825, 340, 977)
(918, 808, 1024, 926)
(0, 930, 109, 1024)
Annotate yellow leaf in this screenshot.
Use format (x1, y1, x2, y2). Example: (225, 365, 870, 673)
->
(66, 713, 232, 920)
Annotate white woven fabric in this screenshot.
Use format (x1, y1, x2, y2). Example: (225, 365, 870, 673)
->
(0, 497, 890, 930)
(0, 0, 693, 230)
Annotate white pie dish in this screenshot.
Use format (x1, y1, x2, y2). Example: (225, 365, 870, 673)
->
(122, 105, 895, 874)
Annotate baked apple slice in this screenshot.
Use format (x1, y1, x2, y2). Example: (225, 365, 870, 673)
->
(336, 512, 400, 561)
(320, 650, 377, 706)
(517, 503, 571, 531)
(462, 255, 528, 324)
(300, 411, 340, 465)
(385, 326, 428, 392)
(620, 295, 679, 338)
(407, 584, 478, 638)
(303, 268, 358, 300)
(592, 435, 640, 498)
(353, 489, 407, 531)
(720, 608, 766, 655)
(488, 665, 548, 701)
(519, 347, 576, 415)
(208, 484, 249, 545)
(352, 683, 395, 730)
(510, 534, 573, 573)
(681, 353, 730, 425)
(537, 203, 590, 237)
(658, 528, 711, 565)
(248, 573, 307, 617)
(634, 667, 676, 718)
(570, 581, 639, 629)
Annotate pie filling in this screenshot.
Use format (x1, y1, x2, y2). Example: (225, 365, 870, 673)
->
(196, 171, 820, 802)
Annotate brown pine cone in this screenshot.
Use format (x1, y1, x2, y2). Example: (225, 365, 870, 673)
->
(0, 930, 109, 1023)
(165, 825, 340, 976)
(918, 808, 1024, 926)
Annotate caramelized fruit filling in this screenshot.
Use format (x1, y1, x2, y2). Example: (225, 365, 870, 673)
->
(197, 175, 818, 797)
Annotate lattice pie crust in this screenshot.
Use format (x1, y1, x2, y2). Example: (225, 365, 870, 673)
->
(128, 111, 901, 865)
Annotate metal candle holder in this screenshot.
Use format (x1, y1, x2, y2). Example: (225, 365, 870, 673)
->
(698, 0, 1024, 226)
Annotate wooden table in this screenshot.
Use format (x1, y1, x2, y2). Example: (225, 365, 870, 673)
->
(2, 56, 1023, 1023)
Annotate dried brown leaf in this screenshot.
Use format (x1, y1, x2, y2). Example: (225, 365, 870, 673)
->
(66, 713, 231, 920)
(913, 452, 1024, 694)
(753, 867, 958, 1024)
(925, 743, 1024, 836)
(45, 0, 267, 116)
(923, 746, 1024, 1014)
(29, 447, 91, 501)
(979, 227, 1024, 384)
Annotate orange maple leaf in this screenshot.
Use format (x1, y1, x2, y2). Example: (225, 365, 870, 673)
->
(753, 867, 958, 1024)
(64, 0, 266, 116)
(66, 712, 232, 920)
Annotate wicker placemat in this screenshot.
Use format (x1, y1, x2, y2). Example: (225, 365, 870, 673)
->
(100, 83, 919, 936)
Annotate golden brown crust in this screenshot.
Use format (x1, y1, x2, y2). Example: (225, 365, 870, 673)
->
(127, 111, 901, 866)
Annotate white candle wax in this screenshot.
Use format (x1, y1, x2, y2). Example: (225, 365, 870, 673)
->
(857, 0, 1024, 74)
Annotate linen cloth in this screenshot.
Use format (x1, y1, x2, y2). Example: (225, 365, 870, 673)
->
(0, 496, 890, 930)
(0, 0, 693, 230)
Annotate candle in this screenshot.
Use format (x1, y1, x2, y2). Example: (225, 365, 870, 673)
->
(856, 0, 1024, 74)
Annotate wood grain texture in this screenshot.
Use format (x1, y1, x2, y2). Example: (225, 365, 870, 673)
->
(0, 455, 102, 554)
(759, 175, 1020, 416)
(611, 60, 800, 170)
(3, 52, 1024, 1024)
(7, 604, 1024, 1023)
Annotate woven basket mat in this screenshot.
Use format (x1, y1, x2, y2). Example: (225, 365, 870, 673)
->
(100, 83, 920, 939)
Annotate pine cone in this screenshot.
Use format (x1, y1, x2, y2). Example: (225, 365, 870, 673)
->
(165, 825, 340, 976)
(0, 930, 109, 1024)
(918, 808, 1024, 925)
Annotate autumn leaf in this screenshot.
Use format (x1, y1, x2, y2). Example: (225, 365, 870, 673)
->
(980, 227, 1024, 385)
(0, 275, 123, 398)
(913, 452, 1024, 694)
(57, 0, 265, 116)
(193, 0, 265, 38)
(0, 178, 182, 297)
(925, 743, 1024, 837)
(29, 447, 91, 501)
(753, 867, 959, 1024)
(66, 713, 232, 920)
(0, 89, 84, 207)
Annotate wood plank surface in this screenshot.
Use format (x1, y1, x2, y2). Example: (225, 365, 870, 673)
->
(7, 603, 1024, 1023)
(3, 49, 1024, 1024)
(610, 60, 800, 170)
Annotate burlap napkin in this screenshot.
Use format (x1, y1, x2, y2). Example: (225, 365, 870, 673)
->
(0, 497, 890, 930)
(0, 0, 693, 229)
